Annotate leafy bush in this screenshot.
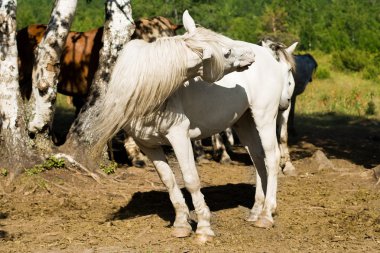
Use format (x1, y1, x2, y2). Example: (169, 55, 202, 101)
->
(315, 67, 330, 79)
(362, 65, 380, 80)
(333, 49, 369, 72)
(362, 53, 380, 80)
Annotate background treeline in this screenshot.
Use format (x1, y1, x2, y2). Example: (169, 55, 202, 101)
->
(17, 0, 380, 78)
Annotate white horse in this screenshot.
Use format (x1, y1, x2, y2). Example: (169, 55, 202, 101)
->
(119, 40, 297, 242)
(92, 10, 255, 157)
(193, 41, 299, 176)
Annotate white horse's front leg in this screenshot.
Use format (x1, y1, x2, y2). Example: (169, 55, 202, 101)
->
(233, 110, 279, 228)
(167, 123, 215, 242)
(253, 111, 280, 228)
(137, 145, 192, 237)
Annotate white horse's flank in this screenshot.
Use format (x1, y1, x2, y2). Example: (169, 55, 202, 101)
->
(120, 40, 297, 241)
(92, 11, 255, 155)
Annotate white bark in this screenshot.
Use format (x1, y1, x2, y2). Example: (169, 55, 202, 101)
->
(0, 0, 33, 173)
(63, 0, 134, 165)
(28, 0, 78, 133)
(0, 0, 19, 131)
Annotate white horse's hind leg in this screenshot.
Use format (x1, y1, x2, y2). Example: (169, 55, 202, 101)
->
(277, 107, 296, 176)
(225, 127, 235, 146)
(233, 110, 279, 228)
(193, 139, 207, 163)
(124, 136, 149, 168)
(232, 112, 265, 222)
(212, 133, 232, 164)
(137, 145, 192, 237)
(166, 122, 215, 242)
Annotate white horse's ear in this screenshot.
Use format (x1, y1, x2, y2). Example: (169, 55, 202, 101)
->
(286, 42, 298, 54)
(183, 10, 196, 33)
(202, 46, 212, 60)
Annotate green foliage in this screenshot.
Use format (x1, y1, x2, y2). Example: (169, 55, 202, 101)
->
(315, 67, 330, 80)
(296, 51, 380, 120)
(0, 168, 8, 177)
(16, 0, 380, 54)
(25, 157, 65, 176)
(100, 162, 118, 175)
(362, 52, 380, 81)
(17, 0, 104, 31)
(363, 65, 380, 81)
(332, 49, 369, 72)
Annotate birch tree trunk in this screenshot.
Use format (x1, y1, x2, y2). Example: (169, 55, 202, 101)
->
(27, 0, 78, 152)
(61, 0, 134, 169)
(0, 0, 36, 175)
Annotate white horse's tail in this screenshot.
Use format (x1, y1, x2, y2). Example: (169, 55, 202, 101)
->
(92, 38, 189, 153)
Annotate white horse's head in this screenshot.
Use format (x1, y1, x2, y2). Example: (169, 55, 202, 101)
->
(262, 39, 298, 110)
(182, 10, 255, 83)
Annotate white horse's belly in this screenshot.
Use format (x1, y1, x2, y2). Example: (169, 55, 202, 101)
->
(179, 80, 249, 139)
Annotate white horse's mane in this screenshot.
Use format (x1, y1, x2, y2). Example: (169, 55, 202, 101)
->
(92, 26, 229, 153)
(262, 39, 296, 71)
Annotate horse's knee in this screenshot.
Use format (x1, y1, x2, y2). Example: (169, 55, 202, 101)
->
(183, 174, 201, 193)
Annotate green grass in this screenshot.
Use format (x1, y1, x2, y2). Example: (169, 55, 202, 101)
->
(25, 157, 65, 176)
(296, 51, 380, 120)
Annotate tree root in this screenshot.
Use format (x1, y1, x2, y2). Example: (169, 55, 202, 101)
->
(54, 153, 102, 183)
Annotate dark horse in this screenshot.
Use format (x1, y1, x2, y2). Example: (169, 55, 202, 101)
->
(289, 53, 318, 135)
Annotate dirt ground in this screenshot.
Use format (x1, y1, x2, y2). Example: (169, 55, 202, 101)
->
(0, 114, 379, 253)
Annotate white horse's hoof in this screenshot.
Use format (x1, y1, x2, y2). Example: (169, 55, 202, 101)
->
(196, 226, 215, 236)
(172, 227, 192, 238)
(283, 162, 297, 176)
(246, 213, 259, 222)
(220, 157, 232, 164)
(195, 233, 214, 244)
(253, 217, 274, 229)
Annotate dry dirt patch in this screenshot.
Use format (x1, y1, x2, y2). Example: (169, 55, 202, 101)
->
(1, 147, 379, 253)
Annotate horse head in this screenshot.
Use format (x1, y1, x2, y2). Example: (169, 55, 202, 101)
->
(261, 39, 298, 111)
(182, 10, 255, 83)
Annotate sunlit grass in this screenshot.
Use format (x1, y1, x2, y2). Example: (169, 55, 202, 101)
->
(296, 51, 380, 120)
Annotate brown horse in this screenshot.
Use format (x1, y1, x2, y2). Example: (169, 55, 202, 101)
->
(17, 17, 181, 166)
(17, 16, 182, 113)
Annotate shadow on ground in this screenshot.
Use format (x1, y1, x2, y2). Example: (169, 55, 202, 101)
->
(53, 103, 380, 169)
(0, 212, 9, 240)
(110, 183, 255, 223)
(290, 113, 380, 168)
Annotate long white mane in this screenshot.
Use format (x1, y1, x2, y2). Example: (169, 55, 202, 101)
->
(92, 26, 229, 153)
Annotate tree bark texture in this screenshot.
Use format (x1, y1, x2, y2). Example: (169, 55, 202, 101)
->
(27, 0, 78, 152)
(62, 0, 135, 168)
(0, 0, 35, 174)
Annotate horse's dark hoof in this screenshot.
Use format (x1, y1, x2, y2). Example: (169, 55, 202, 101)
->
(133, 160, 146, 168)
